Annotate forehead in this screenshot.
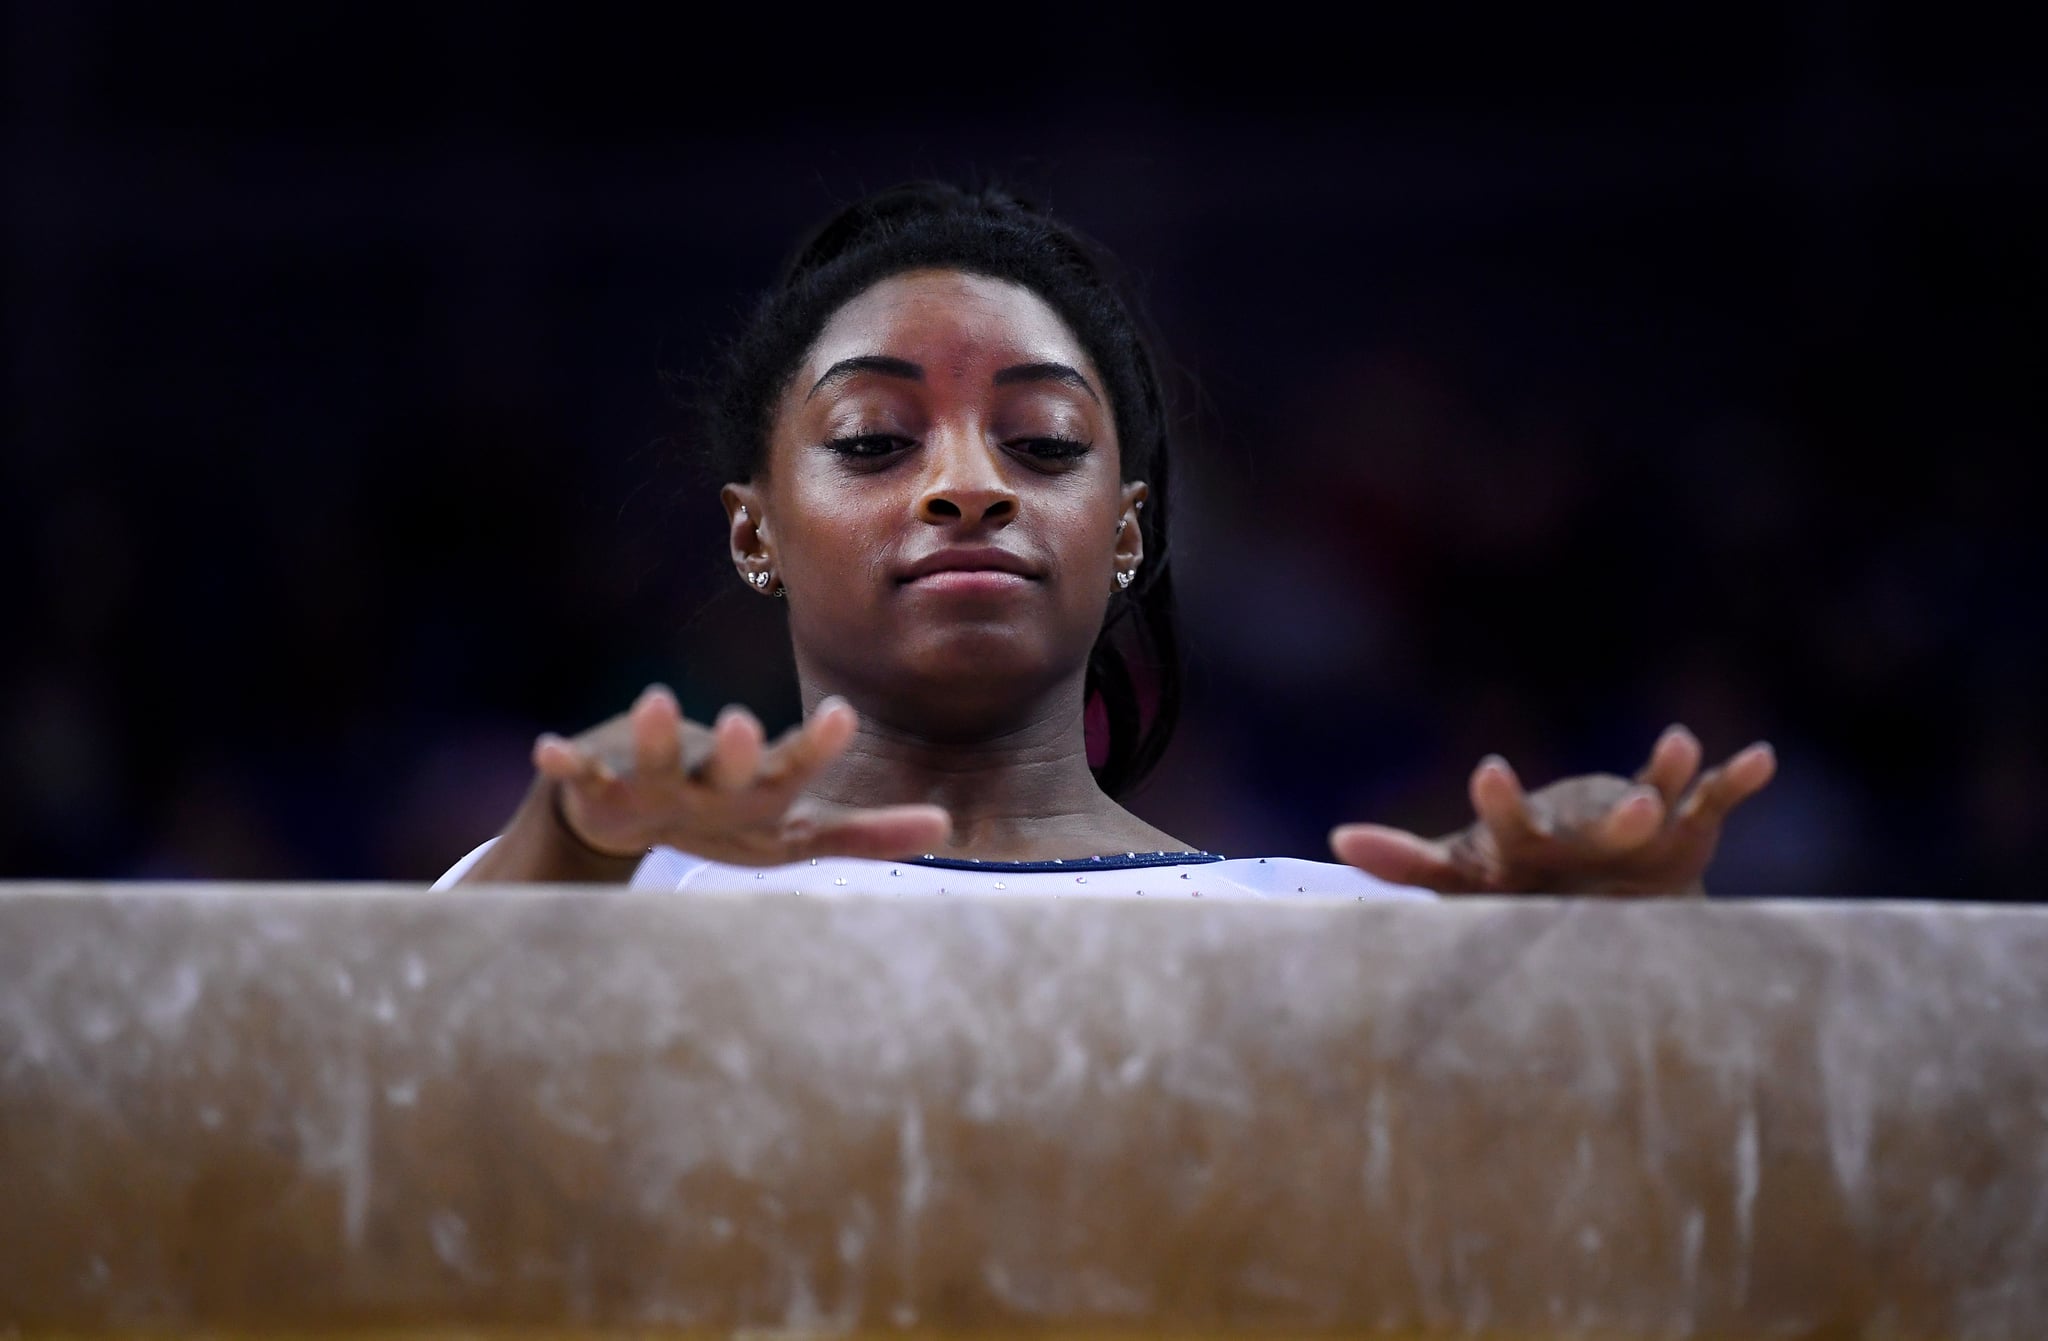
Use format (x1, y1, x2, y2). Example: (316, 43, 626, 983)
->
(803, 269, 1091, 375)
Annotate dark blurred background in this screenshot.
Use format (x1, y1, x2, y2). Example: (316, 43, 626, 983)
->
(5, 4, 2042, 895)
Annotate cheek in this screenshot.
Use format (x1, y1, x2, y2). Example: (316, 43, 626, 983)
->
(1043, 488, 1124, 598)
(772, 469, 897, 585)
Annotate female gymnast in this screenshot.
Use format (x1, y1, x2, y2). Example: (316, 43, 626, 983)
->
(439, 183, 1774, 899)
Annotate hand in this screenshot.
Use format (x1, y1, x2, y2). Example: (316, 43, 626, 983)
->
(531, 685, 951, 865)
(1329, 726, 1776, 896)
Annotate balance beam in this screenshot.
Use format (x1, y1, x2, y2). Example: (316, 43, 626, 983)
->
(2, 884, 2044, 1338)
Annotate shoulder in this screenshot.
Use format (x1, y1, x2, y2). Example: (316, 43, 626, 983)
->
(428, 838, 715, 892)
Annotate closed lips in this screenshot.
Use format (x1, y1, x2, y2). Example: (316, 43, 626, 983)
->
(899, 549, 1040, 582)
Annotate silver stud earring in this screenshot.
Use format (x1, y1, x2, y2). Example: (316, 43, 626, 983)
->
(1115, 570, 1134, 590)
(1117, 518, 1128, 535)
(737, 506, 748, 519)
(749, 571, 769, 589)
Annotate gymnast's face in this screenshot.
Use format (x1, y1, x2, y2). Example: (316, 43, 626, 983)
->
(729, 269, 1145, 727)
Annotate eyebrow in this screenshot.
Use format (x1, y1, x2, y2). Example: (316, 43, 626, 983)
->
(993, 361, 1100, 403)
(807, 355, 923, 400)
(805, 356, 1101, 404)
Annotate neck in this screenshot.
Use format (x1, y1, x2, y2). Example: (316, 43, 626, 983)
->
(796, 678, 1184, 861)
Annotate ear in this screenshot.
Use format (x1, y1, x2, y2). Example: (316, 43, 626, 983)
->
(721, 483, 772, 581)
(1115, 480, 1149, 570)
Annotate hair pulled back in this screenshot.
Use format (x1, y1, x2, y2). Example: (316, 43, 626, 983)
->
(703, 182, 1181, 797)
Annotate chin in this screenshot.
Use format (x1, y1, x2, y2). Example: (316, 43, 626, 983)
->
(878, 621, 1087, 716)
(798, 610, 1093, 723)
(899, 621, 1060, 682)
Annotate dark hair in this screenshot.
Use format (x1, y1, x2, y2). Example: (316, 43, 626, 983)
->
(703, 182, 1181, 797)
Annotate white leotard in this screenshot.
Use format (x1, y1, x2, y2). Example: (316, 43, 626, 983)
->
(433, 839, 1433, 903)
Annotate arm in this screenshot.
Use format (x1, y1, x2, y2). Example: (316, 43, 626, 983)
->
(451, 779, 644, 885)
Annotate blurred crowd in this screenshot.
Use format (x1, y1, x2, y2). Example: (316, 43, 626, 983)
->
(6, 6, 2041, 896)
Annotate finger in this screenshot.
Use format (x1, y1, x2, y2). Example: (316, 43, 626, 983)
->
(532, 731, 596, 782)
(1677, 741, 1778, 827)
(763, 695, 861, 785)
(696, 705, 766, 790)
(1329, 823, 1462, 891)
(630, 685, 684, 776)
(1471, 755, 1545, 850)
(1589, 786, 1665, 850)
(1634, 724, 1702, 807)
(781, 802, 952, 862)
(756, 719, 808, 773)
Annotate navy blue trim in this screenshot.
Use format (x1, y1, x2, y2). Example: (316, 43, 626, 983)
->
(907, 850, 1225, 874)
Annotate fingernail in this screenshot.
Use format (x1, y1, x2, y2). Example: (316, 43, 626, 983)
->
(818, 694, 849, 714)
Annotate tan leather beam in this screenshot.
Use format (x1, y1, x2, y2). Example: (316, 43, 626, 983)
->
(2, 884, 2044, 1338)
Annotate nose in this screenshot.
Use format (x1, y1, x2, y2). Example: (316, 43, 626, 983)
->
(915, 434, 1018, 527)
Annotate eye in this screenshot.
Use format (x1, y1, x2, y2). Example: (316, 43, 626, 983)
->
(1008, 437, 1093, 463)
(824, 433, 913, 459)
